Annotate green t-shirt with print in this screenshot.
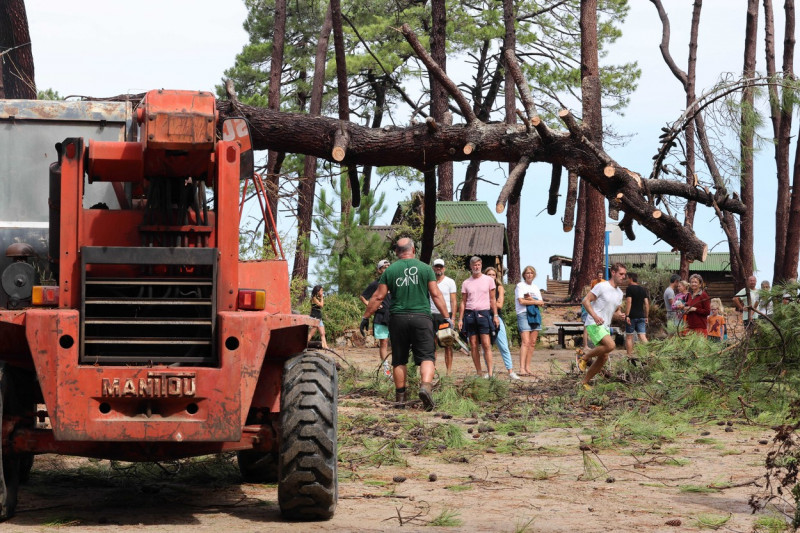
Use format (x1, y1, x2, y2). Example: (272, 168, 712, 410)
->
(378, 258, 436, 315)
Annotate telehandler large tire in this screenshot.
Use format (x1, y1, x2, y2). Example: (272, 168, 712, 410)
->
(277, 351, 337, 520)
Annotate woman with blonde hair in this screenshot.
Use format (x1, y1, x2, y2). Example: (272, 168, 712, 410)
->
(484, 267, 520, 380)
(683, 274, 710, 336)
(514, 266, 544, 376)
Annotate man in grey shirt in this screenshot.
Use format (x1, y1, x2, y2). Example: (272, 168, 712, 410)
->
(663, 274, 680, 325)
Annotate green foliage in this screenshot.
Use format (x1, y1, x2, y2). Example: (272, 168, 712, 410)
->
(753, 514, 789, 532)
(297, 291, 363, 340)
(312, 173, 390, 295)
(36, 88, 62, 100)
(693, 513, 731, 529)
(427, 509, 463, 527)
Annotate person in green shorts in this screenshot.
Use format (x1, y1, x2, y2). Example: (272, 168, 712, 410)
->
(577, 263, 628, 390)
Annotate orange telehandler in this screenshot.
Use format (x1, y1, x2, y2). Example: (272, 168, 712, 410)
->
(0, 90, 337, 521)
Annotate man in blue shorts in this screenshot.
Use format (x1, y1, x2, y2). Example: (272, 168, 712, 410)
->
(577, 263, 627, 390)
(361, 259, 392, 377)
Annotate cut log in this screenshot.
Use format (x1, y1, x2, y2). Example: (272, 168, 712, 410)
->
(563, 169, 578, 232)
(496, 156, 530, 213)
(547, 164, 562, 215)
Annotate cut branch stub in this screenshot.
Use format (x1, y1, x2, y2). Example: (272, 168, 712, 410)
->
(547, 164, 562, 215)
(558, 109, 581, 135)
(619, 213, 636, 241)
(426, 116, 439, 133)
(603, 165, 616, 178)
(496, 156, 531, 213)
(563, 169, 579, 232)
(463, 142, 475, 155)
(530, 116, 554, 144)
(332, 125, 349, 162)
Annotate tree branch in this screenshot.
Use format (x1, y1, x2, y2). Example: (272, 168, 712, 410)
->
(399, 24, 477, 123)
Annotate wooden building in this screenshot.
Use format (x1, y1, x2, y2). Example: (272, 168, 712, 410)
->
(546, 252, 749, 304)
(370, 199, 508, 274)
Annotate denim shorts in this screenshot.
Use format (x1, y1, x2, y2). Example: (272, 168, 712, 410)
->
(463, 309, 492, 337)
(516, 312, 542, 332)
(625, 318, 647, 334)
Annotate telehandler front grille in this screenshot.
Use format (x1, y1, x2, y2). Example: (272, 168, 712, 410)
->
(80, 246, 217, 365)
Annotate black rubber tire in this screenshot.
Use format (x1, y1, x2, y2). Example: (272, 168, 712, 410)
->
(0, 363, 21, 521)
(237, 449, 279, 483)
(277, 351, 338, 520)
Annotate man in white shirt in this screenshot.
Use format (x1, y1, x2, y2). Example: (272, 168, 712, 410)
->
(733, 275, 759, 328)
(430, 258, 458, 374)
(577, 263, 627, 391)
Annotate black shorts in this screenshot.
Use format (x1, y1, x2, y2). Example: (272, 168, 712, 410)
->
(389, 313, 435, 367)
(431, 312, 449, 329)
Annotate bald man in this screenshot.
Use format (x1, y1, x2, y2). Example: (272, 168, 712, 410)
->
(363, 238, 449, 411)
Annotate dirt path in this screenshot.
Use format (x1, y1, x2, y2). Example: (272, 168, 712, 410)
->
(8, 345, 780, 532)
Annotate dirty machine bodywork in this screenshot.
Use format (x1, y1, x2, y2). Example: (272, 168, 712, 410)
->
(0, 90, 338, 521)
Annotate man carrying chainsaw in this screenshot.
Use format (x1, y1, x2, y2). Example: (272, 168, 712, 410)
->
(429, 258, 458, 375)
(362, 238, 450, 411)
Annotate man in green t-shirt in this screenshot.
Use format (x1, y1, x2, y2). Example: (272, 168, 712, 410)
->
(362, 238, 449, 410)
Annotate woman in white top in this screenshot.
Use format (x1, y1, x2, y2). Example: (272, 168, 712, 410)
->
(514, 266, 544, 376)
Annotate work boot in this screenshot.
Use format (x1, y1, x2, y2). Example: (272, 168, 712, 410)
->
(419, 381, 435, 412)
(395, 390, 406, 407)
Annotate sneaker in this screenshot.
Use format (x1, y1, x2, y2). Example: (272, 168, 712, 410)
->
(581, 383, 593, 391)
(482, 373, 490, 379)
(576, 354, 588, 372)
(508, 371, 521, 380)
(419, 382, 435, 411)
(382, 359, 392, 378)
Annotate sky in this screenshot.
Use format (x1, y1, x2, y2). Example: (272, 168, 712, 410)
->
(23, 0, 787, 289)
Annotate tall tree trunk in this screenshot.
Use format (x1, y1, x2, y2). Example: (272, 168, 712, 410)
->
(569, 181, 588, 298)
(503, 0, 521, 283)
(739, 0, 759, 281)
(783, 120, 800, 279)
(570, 0, 606, 298)
(264, 0, 286, 239)
(460, 160, 480, 201)
(418, 0, 448, 261)
(0, 0, 35, 99)
(359, 73, 388, 225)
(291, 6, 333, 292)
(651, 0, 744, 284)
(679, 1, 702, 279)
(421, 169, 437, 263)
(331, 0, 357, 216)
(769, 0, 798, 282)
(431, 0, 452, 201)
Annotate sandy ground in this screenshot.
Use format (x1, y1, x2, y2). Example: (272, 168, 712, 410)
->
(6, 339, 785, 532)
